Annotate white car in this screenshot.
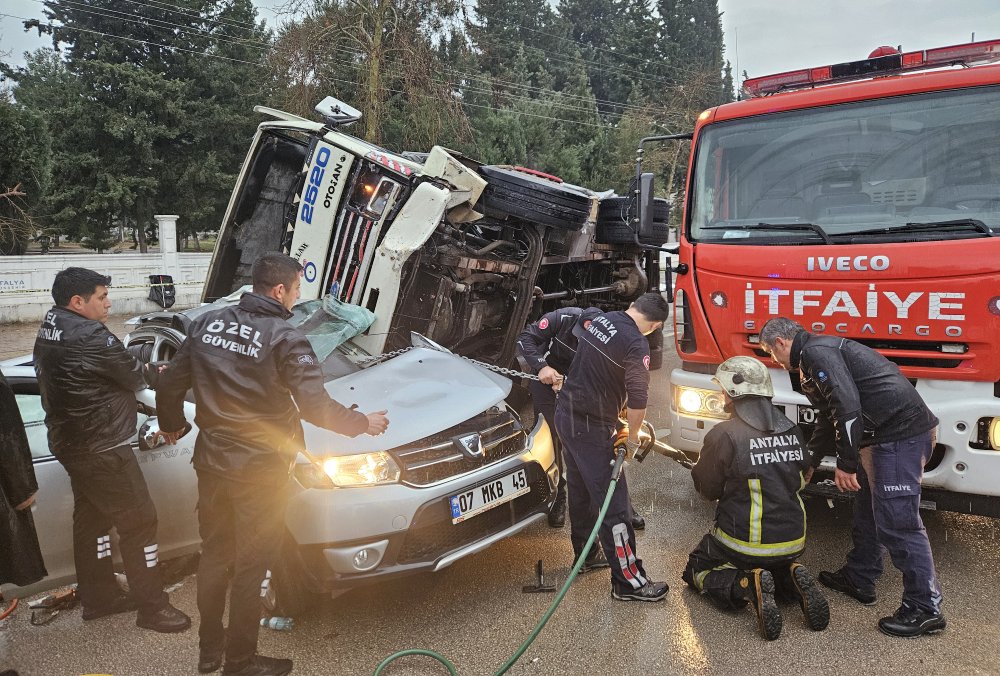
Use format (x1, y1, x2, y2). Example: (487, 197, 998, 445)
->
(3, 299, 557, 614)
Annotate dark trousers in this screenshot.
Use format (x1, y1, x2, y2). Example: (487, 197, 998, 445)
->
(61, 445, 167, 612)
(528, 379, 566, 497)
(555, 409, 644, 590)
(196, 470, 288, 666)
(683, 533, 798, 609)
(843, 432, 943, 614)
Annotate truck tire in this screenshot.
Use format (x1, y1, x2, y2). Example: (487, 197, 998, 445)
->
(596, 197, 669, 245)
(647, 326, 664, 371)
(479, 165, 591, 230)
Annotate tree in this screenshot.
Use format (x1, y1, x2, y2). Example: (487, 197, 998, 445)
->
(0, 93, 51, 254)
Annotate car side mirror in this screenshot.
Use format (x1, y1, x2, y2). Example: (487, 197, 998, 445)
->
(637, 172, 659, 240)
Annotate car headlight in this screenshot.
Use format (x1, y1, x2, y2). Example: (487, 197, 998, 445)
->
(673, 385, 729, 420)
(294, 451, 401, 488)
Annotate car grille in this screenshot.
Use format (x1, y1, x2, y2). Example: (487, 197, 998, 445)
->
(396, 462, 551, 565)
(394, 407, 528, 486)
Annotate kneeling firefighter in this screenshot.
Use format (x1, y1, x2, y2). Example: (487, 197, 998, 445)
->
(682, 357, 829, 640)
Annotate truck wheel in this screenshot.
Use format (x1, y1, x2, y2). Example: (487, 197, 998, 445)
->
(646, 327, 664, 371)
(596, 197, 670, 245)
(478, 165, 591, 230)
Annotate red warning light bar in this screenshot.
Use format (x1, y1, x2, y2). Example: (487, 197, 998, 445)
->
(743, 39, 1000, 97)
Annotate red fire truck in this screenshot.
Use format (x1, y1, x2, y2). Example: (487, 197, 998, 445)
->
(660, 40, 1000, 516)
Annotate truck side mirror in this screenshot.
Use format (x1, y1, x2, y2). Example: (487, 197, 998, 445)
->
(637, 172, 657, 240)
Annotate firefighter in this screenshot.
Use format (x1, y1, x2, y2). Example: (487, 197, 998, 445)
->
(760, 317, 945, 638)
(33, 267, 191, 633)
(682, 357, 829, 640)
(554, 292, 669, 601)
(156, 253, 389, 676)
(515, 306, 646, 532)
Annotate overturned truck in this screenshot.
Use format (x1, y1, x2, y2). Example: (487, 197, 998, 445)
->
(204, 97, 670, 369)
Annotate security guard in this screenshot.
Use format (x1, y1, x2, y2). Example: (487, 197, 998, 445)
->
(760, 317, 944, 638)
(683, 357, 829, 640)
(157, 253, 389, 676)
(554, 292, 669, 601)
(33, 267, 190, 633)
(516, 306, 644, 531)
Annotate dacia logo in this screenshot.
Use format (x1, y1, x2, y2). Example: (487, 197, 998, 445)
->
(453, 433, 484, 460)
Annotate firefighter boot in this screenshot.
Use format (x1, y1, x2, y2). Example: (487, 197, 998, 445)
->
(742, 569, 782, 640)
(818, 568, 877, 606)
(877, 605, 946, 638)
(548, 485, 567, 528)
(789, 563, 830, 631)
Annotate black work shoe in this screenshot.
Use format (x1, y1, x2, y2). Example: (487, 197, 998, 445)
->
(82, 593, 137, 621)
(818, 569, 877, 606)
(547, 490, 567, 528)
(612, 580, 668, 602)
(877, 605, 946, 638)
(579, 548, 611, 574)
(789, 563, 830, 631)
(743, 569, 782, 640)
(136, 603, 191, 633)
(631, 512, 646, 531)
(199, 646, 225, 673)
(222, 655, 293, 676)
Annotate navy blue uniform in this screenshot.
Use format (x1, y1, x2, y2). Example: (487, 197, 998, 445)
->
(555, 311, 650, 591)
(516, 308, 592, 499)
(791, 331, 942, 615)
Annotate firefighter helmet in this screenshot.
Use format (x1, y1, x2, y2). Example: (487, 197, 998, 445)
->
(714, 356, 773, 399)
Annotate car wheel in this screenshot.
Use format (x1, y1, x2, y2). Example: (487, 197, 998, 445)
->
(124, 323, 186, 363)
(261, 544, 317, 618)
(478, 165, 591, 230)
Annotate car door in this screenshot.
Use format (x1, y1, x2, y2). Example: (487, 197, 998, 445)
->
(4, 369, 201, 595)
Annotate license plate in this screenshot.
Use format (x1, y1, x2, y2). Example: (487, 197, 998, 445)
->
(797, 405, 821, 425)
(449, 469, 529, 524)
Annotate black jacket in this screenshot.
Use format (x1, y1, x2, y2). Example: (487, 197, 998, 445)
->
(557, 311, 649, 425)
(156, 293, 369, 484)
(0, 372, 47, 586)
(792, 331, 939, 473)
(515, 307, 586, 375)
(693, 403, 812, 561)
(33, 306, 149, 459)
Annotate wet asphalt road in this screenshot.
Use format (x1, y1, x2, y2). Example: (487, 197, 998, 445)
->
(2, 322, 999, 675)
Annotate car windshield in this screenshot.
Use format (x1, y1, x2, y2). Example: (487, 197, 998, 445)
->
(689, 85, 1000, 244)
(288, 297, 374, 380)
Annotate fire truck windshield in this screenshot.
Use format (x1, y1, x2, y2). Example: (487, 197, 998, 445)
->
(690, 85, 1000, 244)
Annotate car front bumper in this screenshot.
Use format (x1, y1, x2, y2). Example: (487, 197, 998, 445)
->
(284, 413, 557, 590)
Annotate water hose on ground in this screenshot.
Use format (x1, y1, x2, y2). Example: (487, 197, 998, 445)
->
(374, 451, 629, 676)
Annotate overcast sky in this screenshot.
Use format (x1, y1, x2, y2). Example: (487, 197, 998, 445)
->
(2, 1, 1000, 84)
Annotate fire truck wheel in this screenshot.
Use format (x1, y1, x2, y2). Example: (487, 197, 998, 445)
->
(479, 165, 591, 230)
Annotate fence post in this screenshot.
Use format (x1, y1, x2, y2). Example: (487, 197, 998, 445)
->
(155, 214, 181, 279)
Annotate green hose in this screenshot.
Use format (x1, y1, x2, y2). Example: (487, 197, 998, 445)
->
(374, 452, 628, 676)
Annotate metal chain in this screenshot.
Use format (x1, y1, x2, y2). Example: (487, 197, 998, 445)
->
(357, 346, 541, 381)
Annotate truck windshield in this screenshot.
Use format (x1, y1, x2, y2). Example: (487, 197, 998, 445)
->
(690, 85, 1000, 244)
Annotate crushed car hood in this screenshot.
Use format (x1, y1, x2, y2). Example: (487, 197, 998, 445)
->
(302, 347, 512, 455)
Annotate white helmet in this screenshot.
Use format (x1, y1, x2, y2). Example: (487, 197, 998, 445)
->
(714, 356, 773, 399)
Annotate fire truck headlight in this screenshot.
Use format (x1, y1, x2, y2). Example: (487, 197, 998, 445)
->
(989, 418, 1000, 451)
(674, 385, 729, 420)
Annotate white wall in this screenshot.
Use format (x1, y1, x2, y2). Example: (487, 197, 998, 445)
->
(0, 217, 211, 323)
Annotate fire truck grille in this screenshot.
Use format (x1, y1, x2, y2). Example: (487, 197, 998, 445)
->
(396, 463, 550, 564)
(394, 408, 528, 486)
